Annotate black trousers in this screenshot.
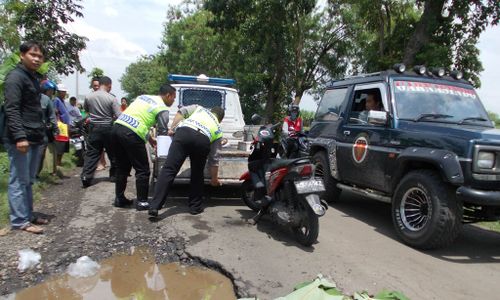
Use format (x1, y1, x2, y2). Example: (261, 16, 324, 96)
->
(150, 127, 211, 211)
(81, 124, 116, 180)
(111, 124, 150, 201)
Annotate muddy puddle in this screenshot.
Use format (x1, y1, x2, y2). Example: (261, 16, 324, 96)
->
(8, 248, 236, 300)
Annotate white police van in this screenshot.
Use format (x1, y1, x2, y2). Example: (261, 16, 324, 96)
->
(151, 74, 251, 186)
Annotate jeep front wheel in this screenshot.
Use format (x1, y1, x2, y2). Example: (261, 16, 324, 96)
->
(312, 152, 341, 203)
(392, 170, 462, 249)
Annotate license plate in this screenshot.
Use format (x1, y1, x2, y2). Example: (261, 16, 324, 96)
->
(74, 142, 82, 150)
(294, 179, 325, 194)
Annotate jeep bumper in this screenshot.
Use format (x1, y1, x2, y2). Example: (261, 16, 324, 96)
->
(456, 186, 500, 206)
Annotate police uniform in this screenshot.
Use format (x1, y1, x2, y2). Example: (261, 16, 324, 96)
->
(149, 105, 222, 214)
(81, 89, 121, 185)
(112, 95, 170, 209)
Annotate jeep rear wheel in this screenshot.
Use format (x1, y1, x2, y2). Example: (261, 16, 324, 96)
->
(312, 152, 341, 203)
(392, 170, 462, 249)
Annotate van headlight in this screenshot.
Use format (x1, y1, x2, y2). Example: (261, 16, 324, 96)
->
(477, 151, 495, 169)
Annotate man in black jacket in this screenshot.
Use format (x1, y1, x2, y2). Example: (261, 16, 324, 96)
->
(2, 41, 48, 234)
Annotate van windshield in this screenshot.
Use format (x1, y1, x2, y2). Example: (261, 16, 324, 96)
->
(393, 80, 491, 126)
(181, 88, 225, 109)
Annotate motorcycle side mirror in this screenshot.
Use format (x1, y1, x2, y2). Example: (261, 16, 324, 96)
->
(251, 114, 263, 125)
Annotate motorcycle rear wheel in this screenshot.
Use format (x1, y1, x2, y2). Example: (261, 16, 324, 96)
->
(241, 180, 261, 212)
(292, 200, 319, 247)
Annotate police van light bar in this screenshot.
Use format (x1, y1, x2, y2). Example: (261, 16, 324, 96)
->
(430, 67, 445, 77)
(168, 74, 236, 86)
(393, 63, 406, 73)
(450, 70, 463, 80)
(413, 65, 426, 75)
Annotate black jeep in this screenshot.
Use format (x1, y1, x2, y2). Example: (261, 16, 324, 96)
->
(308, 65, 500, 249)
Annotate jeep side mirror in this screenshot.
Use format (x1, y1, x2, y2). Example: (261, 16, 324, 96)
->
(367, 110, 389, 125)
(251, 114, 262, 125)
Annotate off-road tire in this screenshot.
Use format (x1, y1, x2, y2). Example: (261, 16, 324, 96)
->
(392, 170, 462, 249)
(312, 152, 341, 203)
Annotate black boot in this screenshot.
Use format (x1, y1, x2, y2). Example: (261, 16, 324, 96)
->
(114, 196, 132, 208)
(136, 200, 150, 211)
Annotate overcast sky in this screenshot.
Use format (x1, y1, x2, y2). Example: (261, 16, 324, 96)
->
(61, 0, 500, 114)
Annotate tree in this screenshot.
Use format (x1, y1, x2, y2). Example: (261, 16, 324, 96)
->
(0, 0, 88, 75)
(334, 0, 500, 87)
(88, 67, 104, 80)
(120, 55, 168, 100)
(488, 111, 500, 127)
(206, 0, 351, 120)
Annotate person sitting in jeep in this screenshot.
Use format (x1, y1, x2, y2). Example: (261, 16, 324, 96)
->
(359, 92, 383, 122)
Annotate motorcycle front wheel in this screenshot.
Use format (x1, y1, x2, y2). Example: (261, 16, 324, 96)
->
(241, 180, 261, 212)
(292, 199, 319, 247)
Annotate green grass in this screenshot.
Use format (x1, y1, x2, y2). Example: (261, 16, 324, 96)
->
(0, 147, 76, 228)
(478, 221, 500, 232)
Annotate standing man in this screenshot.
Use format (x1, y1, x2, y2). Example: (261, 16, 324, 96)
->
(112, 84, 176, 210)
(2, 41, 48, 234)
(66, 96, 83, 124)
(90, 77, 100, 92)
(53, 84, 71, 166)
(149, 105, 225, 217)
(37, 80, 58, 178)
(81, 76, 121, 187)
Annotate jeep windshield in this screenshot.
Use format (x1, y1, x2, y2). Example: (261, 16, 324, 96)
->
(393, 80, 492, 126)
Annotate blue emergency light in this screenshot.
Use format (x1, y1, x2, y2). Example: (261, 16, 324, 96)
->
(168, 74, 236, 87)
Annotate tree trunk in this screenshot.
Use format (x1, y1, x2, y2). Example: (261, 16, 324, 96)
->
(403, 0, 446, 66)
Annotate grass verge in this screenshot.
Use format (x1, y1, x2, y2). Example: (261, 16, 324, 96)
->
(478, 221, 500, 233)
(0, 146, 76, 228)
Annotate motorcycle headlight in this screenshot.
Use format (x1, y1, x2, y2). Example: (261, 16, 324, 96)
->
(477, 151, 495, 169)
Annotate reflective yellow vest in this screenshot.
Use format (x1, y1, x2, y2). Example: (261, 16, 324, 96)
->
(115, 95, 169, 141)
(180, 106, 222, 143)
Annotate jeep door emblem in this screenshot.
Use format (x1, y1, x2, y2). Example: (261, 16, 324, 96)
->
(352, 136, 368, 163)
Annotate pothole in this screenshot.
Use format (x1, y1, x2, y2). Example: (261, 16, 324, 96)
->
(8, 247, 237, 300)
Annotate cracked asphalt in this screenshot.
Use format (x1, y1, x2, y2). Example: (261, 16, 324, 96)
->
(1, 167, 500, 299)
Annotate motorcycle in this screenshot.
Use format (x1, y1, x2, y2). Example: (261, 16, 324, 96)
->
(239, 114, 327, 246)
(69, 119, 87, 167)
(279, 130, 310, 159)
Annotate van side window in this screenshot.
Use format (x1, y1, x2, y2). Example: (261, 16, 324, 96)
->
(315, 88, 348, 121)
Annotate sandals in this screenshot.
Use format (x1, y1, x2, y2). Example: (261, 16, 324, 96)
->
(19, 223, 44, 234)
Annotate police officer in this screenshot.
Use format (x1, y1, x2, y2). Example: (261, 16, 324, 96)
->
(148, 105, 225, 217)
(111, 84, 176, 210)
(81, 76, 121, 187)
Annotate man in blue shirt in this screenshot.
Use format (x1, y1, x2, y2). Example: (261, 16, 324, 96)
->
(53, 84, 71, 166)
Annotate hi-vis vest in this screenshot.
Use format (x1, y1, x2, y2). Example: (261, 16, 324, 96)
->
(179, 106, 222, 143)
(115, 95, 168, 141)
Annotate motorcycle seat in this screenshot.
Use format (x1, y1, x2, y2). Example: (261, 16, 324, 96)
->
(268, 157, 310, 171)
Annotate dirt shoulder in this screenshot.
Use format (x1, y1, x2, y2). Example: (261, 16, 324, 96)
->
(0, 169, 245, 298)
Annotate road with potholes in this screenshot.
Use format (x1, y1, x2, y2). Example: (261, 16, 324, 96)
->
(1, 168, 500, 299)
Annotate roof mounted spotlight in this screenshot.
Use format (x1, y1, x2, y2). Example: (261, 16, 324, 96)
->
(393, 63, 406, 73)
(430, 67, 445, 77)
(413, 65, 426, 75)
(450, 70, 463, 80)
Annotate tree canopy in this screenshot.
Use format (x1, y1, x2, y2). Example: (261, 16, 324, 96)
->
(0, 0, 87, 75)
(120, 0, 499, 120)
